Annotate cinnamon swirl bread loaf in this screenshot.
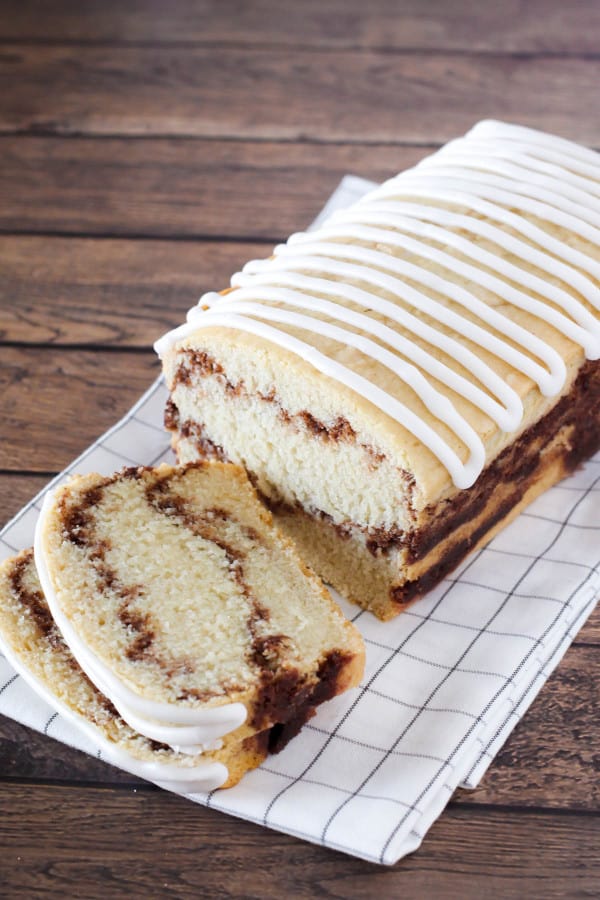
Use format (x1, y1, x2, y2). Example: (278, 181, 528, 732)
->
(31, 462, 364, 782)
(156, 120, 600, 620)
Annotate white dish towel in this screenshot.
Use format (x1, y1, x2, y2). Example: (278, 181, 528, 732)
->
(0, 176, 598, 865)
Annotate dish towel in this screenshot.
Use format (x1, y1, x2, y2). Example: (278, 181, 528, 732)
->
(1, 176, 598, 866)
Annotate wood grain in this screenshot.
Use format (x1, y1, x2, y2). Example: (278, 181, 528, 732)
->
(1, 0, 599, 54)
(0, 347, 159, 472)
(455, 644, 600, 810)
(1, 47, 600, 144)
(0, 782, 598, 895)
(0, 474, 48, 525)
(0, 236, 268, 346)
(0, 137, 422, 239)
(0, 1, 598, 887)
(0, 716, 140, 786)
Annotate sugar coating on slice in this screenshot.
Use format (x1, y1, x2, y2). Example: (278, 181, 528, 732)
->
(36, 462, 364, 733)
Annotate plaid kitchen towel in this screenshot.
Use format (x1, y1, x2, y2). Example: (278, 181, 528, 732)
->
(0, 176, 598, 865)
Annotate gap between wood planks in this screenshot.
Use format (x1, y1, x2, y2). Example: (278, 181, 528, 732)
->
(2, 39, 600, 60)
(0, 130, 442, 147)
(0, 228, 281, 244)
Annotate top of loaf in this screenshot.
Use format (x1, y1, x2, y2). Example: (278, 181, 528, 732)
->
(156, 120, 600, 503)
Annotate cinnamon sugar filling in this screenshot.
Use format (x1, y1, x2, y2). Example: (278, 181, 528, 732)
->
(167, 361, 600, 575)
(171, 348, 388, 469)
(7, 551, 127, 727)
(9, 548, 64, 650)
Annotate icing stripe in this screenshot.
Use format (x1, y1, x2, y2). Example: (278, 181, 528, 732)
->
(180, 309, 485, 488)
(430, 141, 600, 203)
(194, 289, 521, 430)
(239, 253, 563, 394)
(253, 242, 568, 391)
(230, 269, 524, 425)
(403, 167, 600, 233)
(461, 137, 600, 181)
(327, 201, 600, 311)
(362, 182, 600, 279)
(369, 173, 600, 245)
(284, 223, 600, 357)
(468, 120, 600, 168)
(155, 121, 600, 489)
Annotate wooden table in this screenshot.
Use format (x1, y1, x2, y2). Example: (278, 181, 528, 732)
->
(1, 2, 599, 895)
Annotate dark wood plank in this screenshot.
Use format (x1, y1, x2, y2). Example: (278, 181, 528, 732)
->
(455, 644, 600, 810)
(1, 46, 599, 144)
(1, 0, 599, 54)
(0, 782, 598, 895)
(0, 137, 424, 239)
(0, 716, 140, 786)
(0, 236, 269, 346)
(0, 474, 48, 525)
(0, 347, 159, 472)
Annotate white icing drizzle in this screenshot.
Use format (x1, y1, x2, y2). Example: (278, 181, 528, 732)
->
(181, 308, 485, 487)
(243, 243, 568, 390)
(227, 274, 524, 429)
(429, 141, 600, 205)
(362, 181, 600, 280)
(394, 168, 600, 239)
(34, 492, 248, 755)
(459, 137, 600, 182)
(104, 697, 224, 755)
(326, 201, 600, 312)
(155, 121, 600, 489)
(281, 225, 600, 357)
(238, 252, 561, 381)
(415, 141, 600, 219)
(470, 120, 600, 170)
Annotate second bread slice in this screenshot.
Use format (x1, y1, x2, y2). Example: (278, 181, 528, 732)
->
(34, 461, 365, 755)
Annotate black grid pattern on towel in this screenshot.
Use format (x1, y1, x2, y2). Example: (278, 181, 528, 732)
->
(189, 426, 598, 862)
(0, 354, 598, 866)
(0, 177, 598, 866)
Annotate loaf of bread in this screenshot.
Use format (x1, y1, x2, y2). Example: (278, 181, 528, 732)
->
(32, 462, 365, 775)
(156, 120, 600, 619)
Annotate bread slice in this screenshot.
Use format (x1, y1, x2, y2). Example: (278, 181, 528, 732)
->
(0, 549, 270, 791)
(33, 462, 365, 757)
(156, 120, 600, 619)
